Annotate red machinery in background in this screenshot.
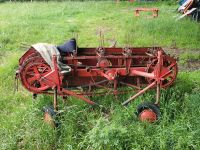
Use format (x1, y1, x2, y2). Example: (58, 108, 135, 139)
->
(16, 41, 178, 123)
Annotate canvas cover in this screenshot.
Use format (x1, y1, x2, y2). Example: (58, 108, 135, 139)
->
(32, 43, 71, 73)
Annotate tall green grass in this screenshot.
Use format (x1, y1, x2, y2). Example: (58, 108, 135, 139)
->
(0, 1, 200, 149)
(0, 1, 199, 50)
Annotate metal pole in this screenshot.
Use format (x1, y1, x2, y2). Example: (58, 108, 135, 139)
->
(54, 87, 58, 111)
(155, 83, 160, 105)
(155, 50, 162, 105)
(122, 81, 156, 106)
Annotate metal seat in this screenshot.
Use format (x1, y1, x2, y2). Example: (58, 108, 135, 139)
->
(57, 38, 77, 53)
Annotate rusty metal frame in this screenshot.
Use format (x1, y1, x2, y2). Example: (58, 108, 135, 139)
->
(16, 46, 178, 111)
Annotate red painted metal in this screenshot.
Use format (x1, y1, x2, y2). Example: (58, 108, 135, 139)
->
(135, 8, 159, 18)
(116, 0, 134, 3)
(139, 109, 157, 123)
(44, 111, 56, 128)
(16, 46, 178, 108)
(19, 55, 52, 93)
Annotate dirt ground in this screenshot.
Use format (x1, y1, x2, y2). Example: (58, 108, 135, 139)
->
(164, 48, 200, 71)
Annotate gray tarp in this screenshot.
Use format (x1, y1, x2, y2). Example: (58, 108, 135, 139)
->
(32, 43, 71, 73)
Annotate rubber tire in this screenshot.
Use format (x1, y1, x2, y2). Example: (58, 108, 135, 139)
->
(136, 102, 161, 121)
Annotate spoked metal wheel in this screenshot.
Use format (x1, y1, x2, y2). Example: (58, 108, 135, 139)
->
(19, 56, 51, 93)
(136, 102, 160, 123)
(146, 56, 178, 88)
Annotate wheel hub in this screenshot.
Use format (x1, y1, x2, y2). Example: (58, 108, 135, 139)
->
(139, 109, 157, 123)
(20, 55, 51, 93)
(146, 56, 178, 88)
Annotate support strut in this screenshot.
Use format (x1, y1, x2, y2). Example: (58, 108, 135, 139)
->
(61, 88, 96, 105)
(122, 81, 156, 106)
(54, 87, 58, 111)
(155, 83, 160, 105)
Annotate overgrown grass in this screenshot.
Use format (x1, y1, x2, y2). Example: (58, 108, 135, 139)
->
(0, 1, 200, 149)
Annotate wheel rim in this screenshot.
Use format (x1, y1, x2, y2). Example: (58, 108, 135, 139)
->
(137, 102, 160, 123)
(44, 112, 56, 128)
(139, 109, 157, 123)
(147, 56, 178, 88)
(20, 56, 51, 93)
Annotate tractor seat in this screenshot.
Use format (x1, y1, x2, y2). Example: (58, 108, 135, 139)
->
(57, 38, 77, 53)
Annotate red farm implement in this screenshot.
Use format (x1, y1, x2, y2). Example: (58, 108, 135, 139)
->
(16, 39, 178, 124)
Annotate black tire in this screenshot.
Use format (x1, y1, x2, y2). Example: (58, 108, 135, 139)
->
(136, 102, 161, 121)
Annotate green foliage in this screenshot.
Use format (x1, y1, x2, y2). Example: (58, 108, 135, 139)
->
(179, 51, 200, 64)
(0, 1, 200, 149)
(80, 118, 128, 149)
(0, 1, 199, 50)
(1, 0, 112, 2)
